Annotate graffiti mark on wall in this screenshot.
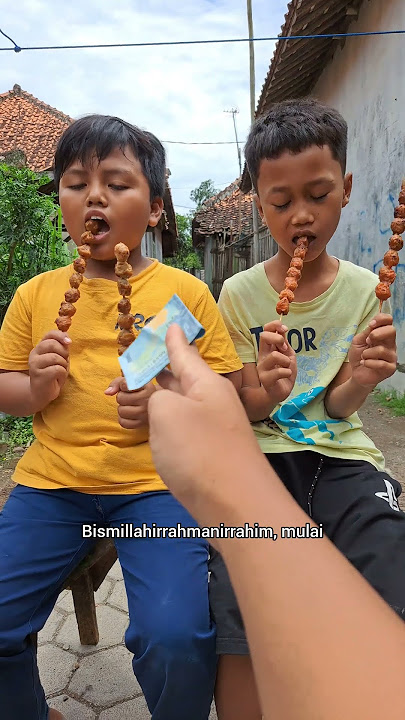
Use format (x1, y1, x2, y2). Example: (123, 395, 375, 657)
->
(357, 210, 371, 255)
(378, 192, 396, 236)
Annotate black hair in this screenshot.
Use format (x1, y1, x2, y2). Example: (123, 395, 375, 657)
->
(244, 98, 348, 190)
(54, 114, 166, 198)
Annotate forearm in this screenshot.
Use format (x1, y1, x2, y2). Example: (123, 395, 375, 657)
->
(200, 454, 405, 720)
(240, 384, 276, 422)
(0, 372, 37, 416)
(325, 376, 372, 418)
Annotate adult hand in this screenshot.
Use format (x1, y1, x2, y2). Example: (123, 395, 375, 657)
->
(148, 325, 261, 518)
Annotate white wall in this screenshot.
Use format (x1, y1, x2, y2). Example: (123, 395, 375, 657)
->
(313, 0, 405, 391)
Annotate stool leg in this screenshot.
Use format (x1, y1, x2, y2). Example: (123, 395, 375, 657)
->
(29, 632, 38, 652)
(70, 572, 99, 645)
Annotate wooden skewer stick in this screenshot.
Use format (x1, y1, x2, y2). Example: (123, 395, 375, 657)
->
(375, 178, 405, 313)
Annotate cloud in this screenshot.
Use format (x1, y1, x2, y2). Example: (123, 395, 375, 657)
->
(0, 0, 287, 211)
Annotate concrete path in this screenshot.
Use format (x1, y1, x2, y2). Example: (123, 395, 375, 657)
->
(38, 561, 218, 719)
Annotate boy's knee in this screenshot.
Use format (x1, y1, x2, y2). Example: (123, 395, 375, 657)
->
(0, 630, 28, 656)
(126, 617, 215, 664)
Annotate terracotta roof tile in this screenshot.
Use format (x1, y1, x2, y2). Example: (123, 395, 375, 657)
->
(256, 0, 365, 116)
(0, 84, 72, 172)
(241, 0, 365, 191)
(192, 180, 264, 242)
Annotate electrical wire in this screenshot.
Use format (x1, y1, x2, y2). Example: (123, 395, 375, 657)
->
(164, 140, 239, 144)
(1, 28, 405, 53)
(171, 181, 234, 190)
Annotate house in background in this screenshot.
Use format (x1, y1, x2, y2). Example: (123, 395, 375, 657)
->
(192, 180, 274, 299)
(0, 84, 177, 260)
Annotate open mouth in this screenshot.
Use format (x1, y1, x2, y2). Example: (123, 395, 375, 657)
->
(292, 234, 316, 244)
(89, 216, 111, 237)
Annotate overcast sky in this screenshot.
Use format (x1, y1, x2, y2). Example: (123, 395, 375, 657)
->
(0, 0, 287, 213)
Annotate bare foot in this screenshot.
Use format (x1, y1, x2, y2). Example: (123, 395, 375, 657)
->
(48, 709, 67, 720)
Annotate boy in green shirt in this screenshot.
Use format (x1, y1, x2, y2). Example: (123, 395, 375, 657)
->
(211, 98, 404, 719)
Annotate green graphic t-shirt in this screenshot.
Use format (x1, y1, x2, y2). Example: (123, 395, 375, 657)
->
(219, 259, 387, 469)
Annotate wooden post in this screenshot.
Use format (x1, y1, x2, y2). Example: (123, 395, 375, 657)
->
(247, 0, 260, 265)
(70, 572, 99, 646)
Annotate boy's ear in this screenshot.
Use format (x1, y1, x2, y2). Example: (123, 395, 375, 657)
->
(342, 173, 352, 208)
(253, 193, 266, 223)
(148, 197, 164, 227)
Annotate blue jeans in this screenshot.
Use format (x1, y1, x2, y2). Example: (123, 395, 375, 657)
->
(0, 486, 216, 720)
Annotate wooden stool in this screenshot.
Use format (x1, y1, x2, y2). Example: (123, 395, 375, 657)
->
(30, 539, 118, 649)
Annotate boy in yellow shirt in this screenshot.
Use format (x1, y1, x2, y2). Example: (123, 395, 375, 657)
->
(0, 115, 242, 720)
(211, 98, 405, 719)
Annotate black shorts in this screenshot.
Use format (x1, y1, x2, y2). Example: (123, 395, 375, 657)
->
(209, 450, 405, 655)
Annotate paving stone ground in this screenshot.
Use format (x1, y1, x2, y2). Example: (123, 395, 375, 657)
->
(39, 561, 218, 719)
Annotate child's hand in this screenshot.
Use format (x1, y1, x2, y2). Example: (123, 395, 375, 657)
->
(105, 378, 156, 429)
(257, 321, 297, 405)
(348, 314, 397, 388)
(28, 330, 71, 410)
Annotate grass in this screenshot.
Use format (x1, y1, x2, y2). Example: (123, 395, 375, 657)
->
(373, 389, 405, 416)
(0, 415, 34, 462)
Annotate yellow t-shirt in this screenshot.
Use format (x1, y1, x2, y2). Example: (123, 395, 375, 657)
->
(0, 260, 242, 493)
(219, 259, 386, 470)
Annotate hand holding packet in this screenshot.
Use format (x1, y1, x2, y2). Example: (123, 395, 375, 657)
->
(119, 294, 205, 390)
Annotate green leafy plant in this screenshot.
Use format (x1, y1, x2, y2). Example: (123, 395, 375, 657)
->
(164, 213, 202, 271)
(190, 179, 218, 211)
(373, 389, 405, 416)
(0, 415, 34, 450)
(0, 163, 73, 325)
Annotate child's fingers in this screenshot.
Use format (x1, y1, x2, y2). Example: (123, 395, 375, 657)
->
(105, 377, 124, 396)
(263, 321, 288, 335)
(35, 338, 70, 360)
(118, 415, 148, 430)
(368, 313, 394, 329)
(118, 404, 147, 421)
(260, 351, 292, 370)
(367, 324, 396, 348)
(41, 330, 72, 346)
(259, 332, 288, 353)
(116, 385, 154, 406)
(261, 367, 293, 386)
(359, 358, 396, 373)
(34, 352, 69, 371)
(352, 326, 371, 347)
(106, 377, 154, 397)
(361, 346, 397, 363)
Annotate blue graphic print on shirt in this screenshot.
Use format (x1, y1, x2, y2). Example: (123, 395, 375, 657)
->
(250, 324, 357, 445)
(272, 386, 353, 445)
